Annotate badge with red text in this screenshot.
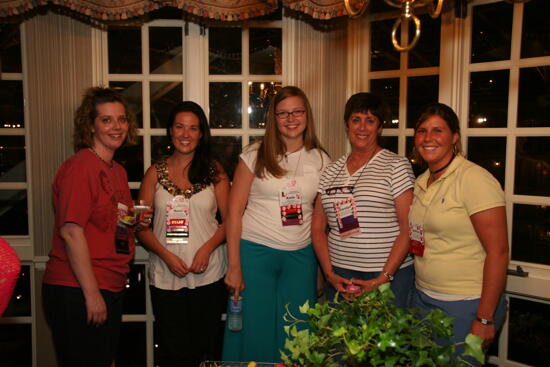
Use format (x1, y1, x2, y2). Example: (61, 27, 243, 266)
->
(166, 196, 189, 244)
(334, 197, 360, 239)
(279, 180, 303, 226)
(115, 202, 130, 254)
(409, 221, 425, 256)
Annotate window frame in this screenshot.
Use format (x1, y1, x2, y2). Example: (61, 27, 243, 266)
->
(0, 22, 33, 254)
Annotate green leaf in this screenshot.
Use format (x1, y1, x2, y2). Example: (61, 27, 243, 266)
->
(345, 339, 363, 355)
(310, 351, 326, 364)
(332, 327, 347, 337)
(299, 300, 310, 314)
(377, 333, 397, 351)
(411, 334, 433, 348)
(463, 333, 485, 364)
(282, 278, 468, 367)
(378, 282, 391, 292)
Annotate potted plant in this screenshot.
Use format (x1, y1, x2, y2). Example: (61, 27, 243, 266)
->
(281, 283, 485, 366)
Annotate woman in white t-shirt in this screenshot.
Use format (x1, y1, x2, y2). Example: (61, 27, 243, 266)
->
(223, 86, 329, 363)
(137, 101, 230, 367)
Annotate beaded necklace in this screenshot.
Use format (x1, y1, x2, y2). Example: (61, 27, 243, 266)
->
(156, 157, 215, 199)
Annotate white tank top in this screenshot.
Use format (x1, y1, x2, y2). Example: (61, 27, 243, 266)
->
(149, 182, 226, 290)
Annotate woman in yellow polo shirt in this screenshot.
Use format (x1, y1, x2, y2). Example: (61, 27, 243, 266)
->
(409, 103, 508, 365)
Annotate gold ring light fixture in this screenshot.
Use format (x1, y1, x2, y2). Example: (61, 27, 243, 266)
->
(344, 0, 445, 52)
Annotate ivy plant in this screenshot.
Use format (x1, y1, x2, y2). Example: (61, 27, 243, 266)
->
(281, 283, 484, 367)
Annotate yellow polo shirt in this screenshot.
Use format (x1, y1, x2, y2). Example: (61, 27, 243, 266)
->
(409, 155, 505, 296)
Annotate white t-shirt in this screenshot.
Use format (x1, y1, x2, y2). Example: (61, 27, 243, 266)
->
(240, 144, 330, 251)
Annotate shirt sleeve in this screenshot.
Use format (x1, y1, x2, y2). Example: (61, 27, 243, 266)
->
(318, 157, 342, 194)
(461, 164, 505, 216)
(318, 166, 330, 194)
(239, 144, 258, 173)
(390, 156, 415, 199)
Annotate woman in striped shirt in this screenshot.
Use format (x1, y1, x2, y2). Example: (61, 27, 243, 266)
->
(311, 92, 415, 308)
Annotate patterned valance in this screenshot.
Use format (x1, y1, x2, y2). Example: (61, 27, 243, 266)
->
(284, 0, 346, 20)
(0, 0, 349, 22)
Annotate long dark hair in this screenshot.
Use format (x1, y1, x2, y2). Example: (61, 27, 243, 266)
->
(166, 101, 219, 185)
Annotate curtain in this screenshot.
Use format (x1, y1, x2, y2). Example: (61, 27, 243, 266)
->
(0, 0, 349, 22)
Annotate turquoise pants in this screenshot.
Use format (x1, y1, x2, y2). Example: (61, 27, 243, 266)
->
(222, 239, 317, 363)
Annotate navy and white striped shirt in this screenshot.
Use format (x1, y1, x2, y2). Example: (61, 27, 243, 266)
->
(318, 149, 415, 272)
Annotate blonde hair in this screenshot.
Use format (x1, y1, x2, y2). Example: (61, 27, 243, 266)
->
(73, 87, 137, 152)
(254, 86, 326, 178)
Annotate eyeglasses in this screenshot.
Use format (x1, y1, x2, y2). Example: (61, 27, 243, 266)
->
(275, 109, 306, 119)
(325, 186, 354, 195)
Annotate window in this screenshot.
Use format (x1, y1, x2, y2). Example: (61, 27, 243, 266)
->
(208, 23, 282, 178)
(108, 21, 185, 187)
(470, 2, 550, 364)
(0, 24, 31, 367)
(367, 11, 441, 176)
(0, 24, 28, 236)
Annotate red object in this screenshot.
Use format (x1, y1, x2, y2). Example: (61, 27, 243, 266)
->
(345, 284, 361, 293)
(0, 237, 21, 316)
(43, 149, 135, 292)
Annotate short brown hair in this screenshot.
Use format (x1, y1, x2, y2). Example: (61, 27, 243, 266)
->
(344, 92, 390, 129)
(73, 87, 137, 152)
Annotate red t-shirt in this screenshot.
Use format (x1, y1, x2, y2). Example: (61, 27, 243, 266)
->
(43, 149, 135, 292)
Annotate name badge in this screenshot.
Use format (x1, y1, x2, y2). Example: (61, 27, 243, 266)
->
(279, 180, 303, 226)
(166, 196, 190, 245)
(115, 202, 130, 254)
(334, 197, 360, 239)
(409, 221, 425, 257)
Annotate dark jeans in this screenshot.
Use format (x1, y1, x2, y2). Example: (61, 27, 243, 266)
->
(325, 264, 415, 310)
(411, 288, 507, 366)
(151, 278, 227, 367)
(42, 283, 124, 367)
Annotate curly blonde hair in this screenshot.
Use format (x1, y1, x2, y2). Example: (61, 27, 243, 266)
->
(73, 87, 137, 152)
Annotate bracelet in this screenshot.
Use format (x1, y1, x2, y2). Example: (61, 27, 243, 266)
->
(475, 316, 495, 325)
(382, 271, 394, 281)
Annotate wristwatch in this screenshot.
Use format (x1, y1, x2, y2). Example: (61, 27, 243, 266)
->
(475, 316, 495, 325)
(382, 271, 394, 281)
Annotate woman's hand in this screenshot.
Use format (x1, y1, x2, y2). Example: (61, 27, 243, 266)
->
(84, 290, 108, 326)
(190, 246, 211, 273)
(325, 271, 351, 298)
(470, 319, 496, 348)
(133, 209, 153, 231)
(162, 251, 189, 278)
(60, 223, 108, 326)
(225, 265, 245, 298)
(352, 276, 387, 293)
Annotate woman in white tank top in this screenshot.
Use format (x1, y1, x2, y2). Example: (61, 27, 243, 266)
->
(136, 101, 230, 367)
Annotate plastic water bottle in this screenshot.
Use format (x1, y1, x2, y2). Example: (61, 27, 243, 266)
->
(227, 295, 243, 331)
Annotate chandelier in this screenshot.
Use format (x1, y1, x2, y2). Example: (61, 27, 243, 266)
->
(344, 0, 444, 52)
